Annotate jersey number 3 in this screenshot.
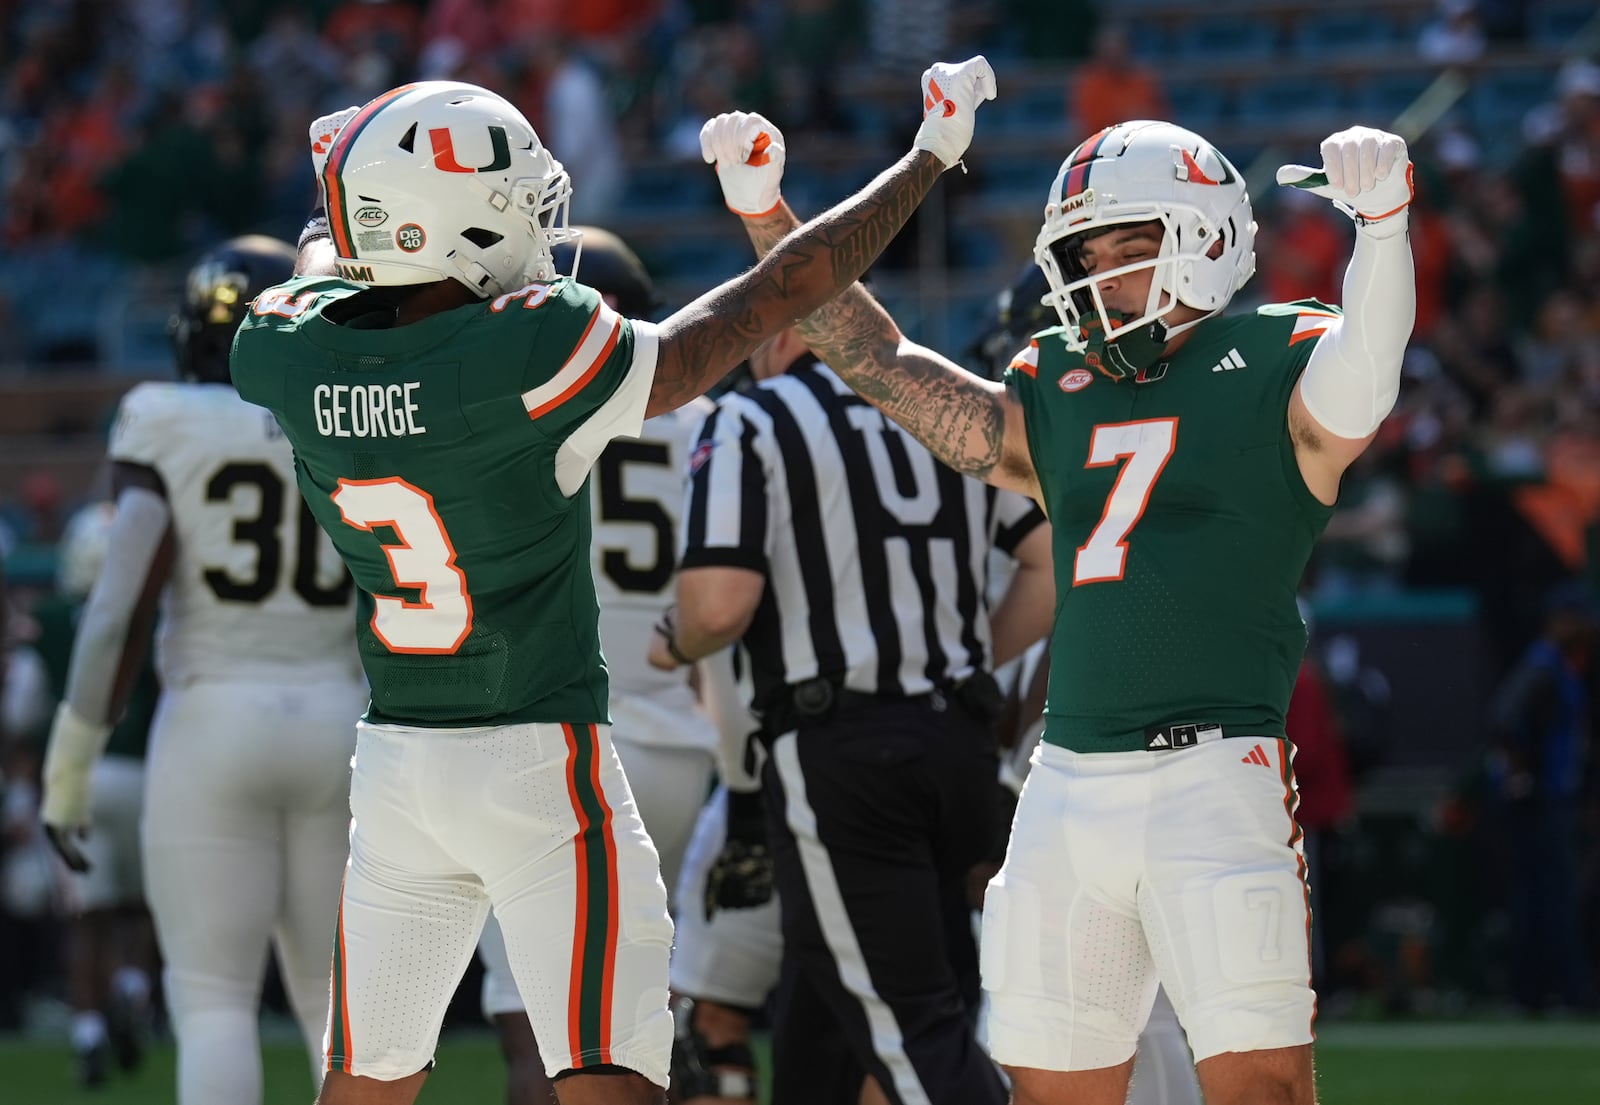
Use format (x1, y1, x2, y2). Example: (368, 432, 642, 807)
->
(333, 478, 473, 654)
(1074, 418, 1176, 586)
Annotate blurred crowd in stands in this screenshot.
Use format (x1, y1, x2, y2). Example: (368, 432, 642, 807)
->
(1, 0, 1598, 1029)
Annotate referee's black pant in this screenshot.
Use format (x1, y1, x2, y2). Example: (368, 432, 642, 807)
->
(761, 693, 1008, 1105)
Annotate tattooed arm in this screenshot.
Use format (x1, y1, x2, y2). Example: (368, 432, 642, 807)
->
(741, 200, 1040, 498)
(648, 151, 944, 418)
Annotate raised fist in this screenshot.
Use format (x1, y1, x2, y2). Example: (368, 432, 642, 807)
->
(912, 56, 998, 169)
(699, 111, 787, 218)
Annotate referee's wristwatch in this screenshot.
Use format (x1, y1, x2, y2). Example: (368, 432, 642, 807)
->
(654, 606, 696, 667)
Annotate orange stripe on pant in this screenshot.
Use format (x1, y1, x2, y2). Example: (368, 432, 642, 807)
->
(1275, 740, 1318, 1035)
(562, 722, 620, 1067)
(326, 880, 354, 1073)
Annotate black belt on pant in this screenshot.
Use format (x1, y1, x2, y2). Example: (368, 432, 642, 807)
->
(759, 670, 1003, 738)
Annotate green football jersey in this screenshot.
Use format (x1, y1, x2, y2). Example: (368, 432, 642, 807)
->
(33, 595, 157, 759)
(1004, 301, 1340, 753)
(232, 275, 657, 727)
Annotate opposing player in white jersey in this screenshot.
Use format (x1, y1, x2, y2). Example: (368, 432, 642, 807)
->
(33, 502, 160, 1087)
(473, 228, 719, 1105)
(39, 236, 367, 1105)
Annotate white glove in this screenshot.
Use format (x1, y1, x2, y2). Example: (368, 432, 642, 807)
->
(40, 703, 111, 873)
(1277, 126, 1413, 237)
(913, 56, 998, 169)
(310, 105, 361, 181)
(700, 111, 786, 217)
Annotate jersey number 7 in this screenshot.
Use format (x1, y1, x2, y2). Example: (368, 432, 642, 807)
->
(333, 477, 473, 654)
(1074, 418, 1176, 586)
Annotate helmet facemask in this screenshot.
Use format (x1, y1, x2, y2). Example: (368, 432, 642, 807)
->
(509, 161, 578, 284)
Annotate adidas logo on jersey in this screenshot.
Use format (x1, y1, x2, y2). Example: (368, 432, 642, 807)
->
(1210, 348, 1246, 373)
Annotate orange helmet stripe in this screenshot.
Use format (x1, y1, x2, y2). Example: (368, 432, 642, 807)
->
(321, 84, 420, 259)
(1062, 127, 1113, 201)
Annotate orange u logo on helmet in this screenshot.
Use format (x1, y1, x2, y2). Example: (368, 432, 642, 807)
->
(429, 125, 512, 174)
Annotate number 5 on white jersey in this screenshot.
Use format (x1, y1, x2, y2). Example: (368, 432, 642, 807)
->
(333, 477, 474, 653)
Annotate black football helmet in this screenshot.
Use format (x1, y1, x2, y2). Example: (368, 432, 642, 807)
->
(170, 234, 296, 384)
(969, 262, 1055, 380)
(553, 226, 664, 320)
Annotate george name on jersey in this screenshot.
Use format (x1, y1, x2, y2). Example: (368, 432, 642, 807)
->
(312, 382, 426, 438)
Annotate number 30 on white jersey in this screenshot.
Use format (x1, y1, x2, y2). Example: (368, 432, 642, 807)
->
(108, 382, 360, 684)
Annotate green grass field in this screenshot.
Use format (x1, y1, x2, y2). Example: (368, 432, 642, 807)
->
(3, 1022, 1598, 1104)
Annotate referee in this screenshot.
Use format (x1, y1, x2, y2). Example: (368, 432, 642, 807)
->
(647, 327, 1053, 1105)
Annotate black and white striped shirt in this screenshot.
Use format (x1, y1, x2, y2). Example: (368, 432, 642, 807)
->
(679, 362, 1045, 716)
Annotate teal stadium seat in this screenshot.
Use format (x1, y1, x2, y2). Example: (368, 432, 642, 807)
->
(654, 239, 753, 284)
(1292, 9, 1405, 57)
(1177, 18, 1279, 61)
(991, 83, 1069, 136)
(621, 161, 716, 216)
(1467, 68, 1554, 130)
(1528, 0, 1598, 47)
(975, 152, 1066, 204)
(1353, 71, 1439, 125)
(1165, 80, 1232, 133)
(1235, 75, 1350, 127)
(1127, 24, 1174, 62)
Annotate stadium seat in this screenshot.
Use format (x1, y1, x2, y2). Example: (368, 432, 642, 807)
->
(951, 225, 1005, 270)
(1166, 80, 1232, 133)
(1176, 18, 1280, 61)
(973, 152, 1065, 203)
(620, 161, 716, 216)
(993, 83, 1069, 136)
(1527, 0, 1597, 47)
(1291, 10, 1405, 57)
(1235, 75, 1350, 127)
(1467, 68, 1554, 130)
(1353, 71, 1442, 125)
(1127, 24, 1174, 62)
(653, 238, 754, 284)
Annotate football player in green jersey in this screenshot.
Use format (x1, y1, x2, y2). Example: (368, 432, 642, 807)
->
(232, 60, 996, 1105)
(703, 114, 1416, 1105)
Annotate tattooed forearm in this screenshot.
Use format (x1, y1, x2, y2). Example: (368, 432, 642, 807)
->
(648, 152, 944, 417)
(741, 205, 1010, 482)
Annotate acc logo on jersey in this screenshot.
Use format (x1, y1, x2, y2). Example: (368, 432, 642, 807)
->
(1059, 368, 1094, 392)
(688, 440, 715, 477)
(354, 206, 388, 228)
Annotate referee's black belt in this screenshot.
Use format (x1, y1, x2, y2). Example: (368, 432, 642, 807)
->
(760, 670, 1003, 737)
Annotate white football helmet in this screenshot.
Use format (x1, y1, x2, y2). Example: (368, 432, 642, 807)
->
(1034, 120, 1257, 353)
(319, 81, 577, 297)
(57, 501, 116, 600)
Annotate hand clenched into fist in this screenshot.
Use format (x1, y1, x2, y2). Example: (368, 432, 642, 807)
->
(700, 111, 787, 218)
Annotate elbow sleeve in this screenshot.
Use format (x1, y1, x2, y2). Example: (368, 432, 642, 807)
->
(1297, 223, 1416, 440)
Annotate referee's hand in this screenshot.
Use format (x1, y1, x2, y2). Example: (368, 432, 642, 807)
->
(704, 788, 774, 921)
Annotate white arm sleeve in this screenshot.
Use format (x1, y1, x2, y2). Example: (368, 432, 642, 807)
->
(62, 486, 170, 726)
(1296, 218, 1416, 440)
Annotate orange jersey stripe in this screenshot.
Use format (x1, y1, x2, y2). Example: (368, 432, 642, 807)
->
(522, 305, 624, 420)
